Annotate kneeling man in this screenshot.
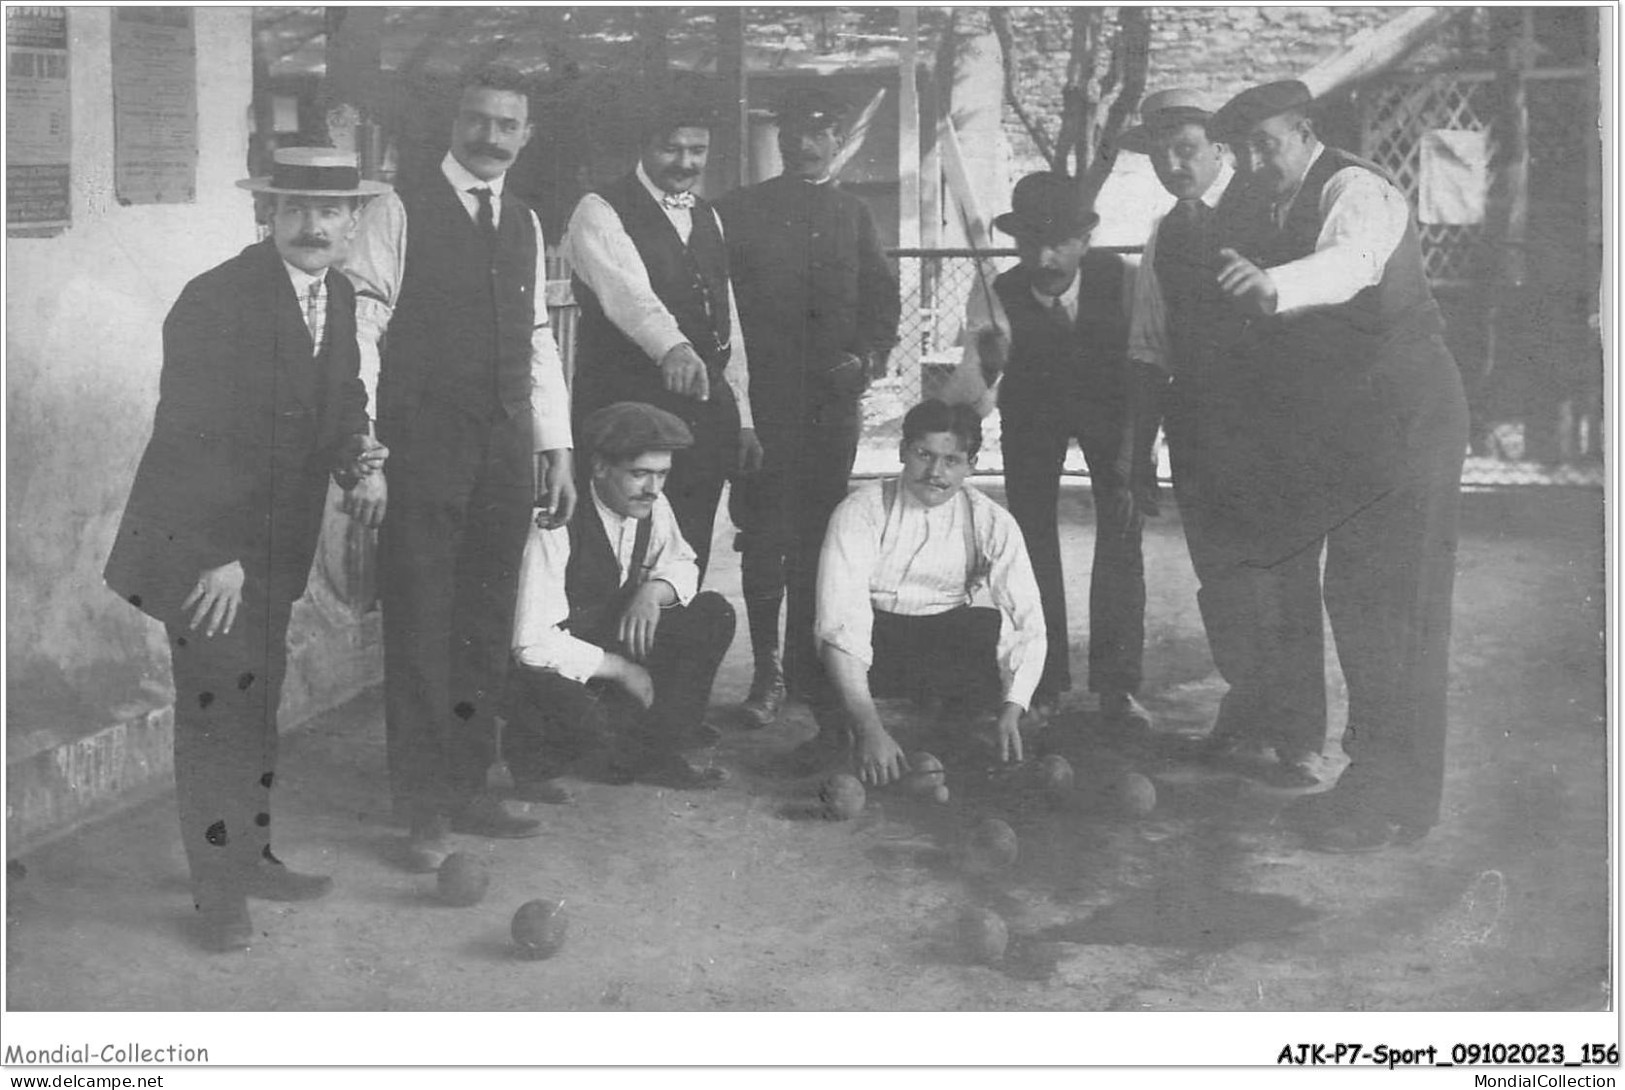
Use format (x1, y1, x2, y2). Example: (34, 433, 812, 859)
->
(812, 400, 1047, 785)
(508, 402, 735, 791)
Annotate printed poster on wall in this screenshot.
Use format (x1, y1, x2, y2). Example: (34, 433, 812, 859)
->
(110, 6, 197, 204)
(6, 6, 71, 236)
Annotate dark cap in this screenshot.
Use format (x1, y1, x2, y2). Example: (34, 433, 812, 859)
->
(992, 172, 1100, 242)
(1208, 80, 1314, 142)
(580, 402, 694, 460)
(774, 87, 846, 131)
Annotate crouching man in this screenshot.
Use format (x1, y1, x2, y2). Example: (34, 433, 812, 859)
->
(808, 400, 1047, 785)
(506, 402, 735, 791)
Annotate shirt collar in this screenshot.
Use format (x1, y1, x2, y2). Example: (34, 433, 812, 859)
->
(590, 482, 636, 532)
(1200, 159, 1236, 209)
(636, 161, 701, 207)
(1031, 265, 1083, 311)
(442, 150, 505, 199)
(281, 260, 325, 296)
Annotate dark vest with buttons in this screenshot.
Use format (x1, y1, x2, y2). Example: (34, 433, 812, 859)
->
(993, 252, 1128, 420)
(562, 500, 653, 648)
(571, 173, 734, 419)
(1153, 188, 1256, 385)
(376, 174, 537, 435)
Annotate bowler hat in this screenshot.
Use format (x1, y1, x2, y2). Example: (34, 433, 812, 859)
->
(581, 402, 694, 460)
(993, 172, 1099, 242)
(1117, 88, 1216, 155)
(237, 147, 391, 197)
(1208, 80, 1315, 142)
(774, 87, 847, 131)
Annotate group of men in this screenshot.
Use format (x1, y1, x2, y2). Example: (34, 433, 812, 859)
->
(106, 63, 1466, 954)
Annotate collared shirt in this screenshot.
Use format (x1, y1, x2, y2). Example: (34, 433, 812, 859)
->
(561, 162, 753, 428)
(940, 255, 1134, 417)
(283, 260, 328, 354)
(815, 479, 1047, 710)
(511, 485, 699, 683)
(342, 151, 573, 452)
(1264, 143, 1411, 316)
(1127, 160, 1236, 375)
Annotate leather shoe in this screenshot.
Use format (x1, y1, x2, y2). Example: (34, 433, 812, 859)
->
(194, 892, 254, 953)
(450, 795, 543, 839)
(739, 669, 787, 729)
(245, 850, 333, 902)
(1100, 691, 1154, 731)
(635, 753, 729, 790)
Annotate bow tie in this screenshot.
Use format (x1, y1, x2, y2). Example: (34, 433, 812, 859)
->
(660, 190, 696, 211)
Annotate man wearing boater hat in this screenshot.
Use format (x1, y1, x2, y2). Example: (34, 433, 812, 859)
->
(1206, 80, 1469, 851)
(1121, 89, 1327, 788)
(105, 147, 389, 950)
(716, 86, 901, 729)
(945, 172, 1153, 731)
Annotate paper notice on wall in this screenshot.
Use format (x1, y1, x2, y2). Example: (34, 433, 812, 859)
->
(1418, 129, 1488, 226)
(111, 7, 197, 205)
(6, 6, 71, 236)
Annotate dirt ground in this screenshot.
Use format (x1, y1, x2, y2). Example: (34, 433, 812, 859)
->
(4, 483, 1610, 1016)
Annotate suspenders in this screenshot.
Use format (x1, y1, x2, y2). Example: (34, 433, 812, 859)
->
(880, 478, 990, 597)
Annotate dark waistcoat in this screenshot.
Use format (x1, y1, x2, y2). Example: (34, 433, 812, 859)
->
(378, 175, 537, 433)
(572, 173, 733, 415)
(562, 503, 653, 647)
(994, 252, 1128, 418)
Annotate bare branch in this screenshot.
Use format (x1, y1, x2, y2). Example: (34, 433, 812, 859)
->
(989, 7, 1057, 169)
(1078, 6, 1152, 204)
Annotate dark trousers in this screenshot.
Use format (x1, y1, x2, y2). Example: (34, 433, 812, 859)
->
(505, 591, 736, 779)
(868, 607, 1003, 712)
(732, 401, 859, 696)
(1165, 385, 1328, 755)
(1319, 340, 1469, 829)
(1001, 402, 1144, 698)
(379, 403, 534, 820)
(166, 583, 293, 899)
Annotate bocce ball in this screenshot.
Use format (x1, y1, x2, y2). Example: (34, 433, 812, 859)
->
(963, 817, 1019, 874)
(436, 851, 490, 907)
(932, 784, 951, 804)
(511, 898, 569, 960)
(819, 773, 867, 820)
(957, 907, 1009, 965)
(1036, 754, 1075, 795)
(903, 752, 946, 796)
(1115, 771, 1157, 816)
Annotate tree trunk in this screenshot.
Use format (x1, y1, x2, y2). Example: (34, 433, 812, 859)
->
(1077, 6, 1150, 205)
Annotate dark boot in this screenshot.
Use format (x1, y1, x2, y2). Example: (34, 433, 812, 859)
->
(740, 656, 787, 729)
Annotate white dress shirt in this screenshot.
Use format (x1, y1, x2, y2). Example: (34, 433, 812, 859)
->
(342, 152, 574, 452)
(511, 486, 699, 683)
(561, 162, 753, 428)
(1126, 160, 1236, 375)
(1265, 143, 1412, 316)
(941, 254, 1136, 417)
(815, 479, 1047, 710)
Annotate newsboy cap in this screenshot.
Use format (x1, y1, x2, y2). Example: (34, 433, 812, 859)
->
(774, 86, 847, 130)
(580, 402, 694, 460)
(1208, 80, 1315, 142)
(993, 172, 1100, 242)
(1117, 88, 1216, 155)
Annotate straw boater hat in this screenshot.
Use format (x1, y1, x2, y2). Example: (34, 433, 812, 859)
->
(237, 147, 392, 197)
(1117, 88, 1217, 155)
(1207, 80, 1316, 143)
(992, 172, 1099, 241)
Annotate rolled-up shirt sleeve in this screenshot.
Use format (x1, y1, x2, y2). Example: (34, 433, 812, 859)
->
(343, 189, 409, 415)
(644, 495, 699, 606)
(512, 523, 606, 683)
(1269, 167, 1410, 315)
(563, 195, 688, 366)
(979, 500, 1047, 710)
(1127, 216, 1173, 374)
(815, 488, 882, 668)
(720, 273, 753, 429)
(527, 209, 574, 453)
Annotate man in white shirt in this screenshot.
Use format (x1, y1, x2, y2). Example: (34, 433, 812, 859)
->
(1122, 88, 1327, 789)
(942, 173, 1153, 733)
(564, 98, 760, 584)
(508, 402, 735, 792)
(1207, 80, 1470, 852)
(346, 65, 577, 870)
(811, 400, 1047, 786)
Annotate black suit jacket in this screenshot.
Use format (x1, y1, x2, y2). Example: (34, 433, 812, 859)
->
(105, 239, 368, 619)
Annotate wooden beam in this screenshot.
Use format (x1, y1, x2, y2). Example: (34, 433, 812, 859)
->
(716, 7, 746, 189)
(1302, 7, 1455, 99)
(898, 7, 920, 251)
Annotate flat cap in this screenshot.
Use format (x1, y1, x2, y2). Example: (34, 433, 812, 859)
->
(1208, 80, 1315, 142)
(1117, 88, 1215, 155)
(580, 401, 694, 460)
(774, 86, 846, 130)
(993, 172, 1099, 242)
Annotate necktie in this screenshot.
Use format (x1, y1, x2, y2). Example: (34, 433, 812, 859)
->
(1049, 292, 1070, 328)
(304, 280, 325, 352)
(660, 190, 696, 211)
(469, 186, 496, 242)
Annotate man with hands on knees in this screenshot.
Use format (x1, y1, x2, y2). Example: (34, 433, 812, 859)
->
(105, 148, 388, 951)
(809, 400, 1047, 786)
(505, 402, 737, 794)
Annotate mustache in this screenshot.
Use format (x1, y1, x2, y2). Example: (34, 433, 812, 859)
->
(467, 143, 512, 161)
(291, 234, 330, 249)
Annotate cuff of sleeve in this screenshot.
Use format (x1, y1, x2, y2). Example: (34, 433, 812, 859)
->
(1266, 267, 1308, 316)
(821, 629, 873, 670)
